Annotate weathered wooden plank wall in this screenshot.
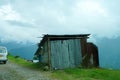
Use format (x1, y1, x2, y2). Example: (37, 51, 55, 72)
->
(40, 42, 48, 64)
(50, 39, 82, 69)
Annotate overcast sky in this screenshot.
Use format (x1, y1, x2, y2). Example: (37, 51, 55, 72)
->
(0, 0, 120, 43)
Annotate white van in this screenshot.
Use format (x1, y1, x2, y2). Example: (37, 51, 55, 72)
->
(0, 46, 8, 64)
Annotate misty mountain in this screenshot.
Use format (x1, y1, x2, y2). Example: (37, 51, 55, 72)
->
(96, 37, 120, 70)
(9, 45, 38, 60)
(0, 41, 35, 50)
(0, 41, 38, 60)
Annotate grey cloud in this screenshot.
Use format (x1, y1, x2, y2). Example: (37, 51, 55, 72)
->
(1, 0, 120, 43)
(6, 20, 34, 27)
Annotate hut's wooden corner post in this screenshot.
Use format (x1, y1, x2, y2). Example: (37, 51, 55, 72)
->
(47, 38, 52, 70)
(81, 38, 88, 68)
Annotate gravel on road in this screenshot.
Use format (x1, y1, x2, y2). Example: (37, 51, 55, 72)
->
(0, 61, 51, 80)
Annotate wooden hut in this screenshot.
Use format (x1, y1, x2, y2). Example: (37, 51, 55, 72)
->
(35, 34, 99, 70)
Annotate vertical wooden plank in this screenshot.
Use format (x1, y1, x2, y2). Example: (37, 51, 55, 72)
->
(62, 40, 69, 69)
(74, 39, 82, 66)
(51, 40, 60, 69)
(68, 39, 75, 68)
(50, 41, 54, 69)
(67, 39, 82, 68)
(56, 40, 60, 69)
(58, 40, 63, 69)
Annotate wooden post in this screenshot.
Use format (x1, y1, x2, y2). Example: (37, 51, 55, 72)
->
(80, 38, 88, 67)
(47, 38, 51, 70)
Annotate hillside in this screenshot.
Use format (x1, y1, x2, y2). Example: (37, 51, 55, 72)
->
(8, 54, 120, 80)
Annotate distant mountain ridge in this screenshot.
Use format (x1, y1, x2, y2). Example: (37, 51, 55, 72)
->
(96, 37, 120, 70)
(9, 45, 38, 60)
(0, 41, 38, 60)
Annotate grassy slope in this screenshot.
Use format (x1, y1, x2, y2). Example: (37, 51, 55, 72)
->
(51, 68, 120, 80)
(8, 54, 120, 80)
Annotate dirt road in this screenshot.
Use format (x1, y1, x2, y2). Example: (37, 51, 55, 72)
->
(0, 61, 51, 80)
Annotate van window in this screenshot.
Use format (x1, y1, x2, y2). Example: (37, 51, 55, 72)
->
(0, 48, 6, 53)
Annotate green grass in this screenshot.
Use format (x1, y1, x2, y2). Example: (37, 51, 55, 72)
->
(8, 54, 43, 70)
(51, 68, 120, 80)
(8, 54, 120, 80)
